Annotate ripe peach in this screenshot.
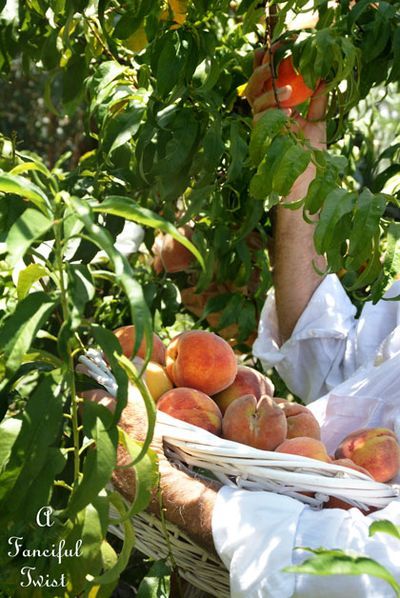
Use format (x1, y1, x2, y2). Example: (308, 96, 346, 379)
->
(113, 325, 166, 365)
(213, 365, 274, 414)
(274, 398, 321, 440)
(166, 330, 237, 395)
(157, 387, 222, 435)
(325, 459, 373, 510)
(275, 437, 331, 463)
(334, 427, 400, 483)
(160, 225, 194, 273)
(222, 394, 287, 451)
(141, 360, 173, 402)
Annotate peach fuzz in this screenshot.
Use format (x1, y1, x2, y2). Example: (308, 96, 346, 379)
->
(222, 394, 287, 451)
(275, 437, 331, 463)
(113, 325, 166, 365)
(213, 365, 274, 415)
(157, 387, 222, 435)
(334, 427, 400, 483)
(166, 330, 237, 395)
(160, 225, 194, 273)
(274, 398, 321, 440)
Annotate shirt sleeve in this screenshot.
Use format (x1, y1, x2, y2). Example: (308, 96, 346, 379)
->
(252, 274, 358, 404)
(212, 487, 400, 598)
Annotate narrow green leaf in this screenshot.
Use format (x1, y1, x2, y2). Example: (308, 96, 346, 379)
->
(66, 402, 118, 519)
(116, 428, 158, 519)
(0, 418, 22, 471)
(272, 145, 311, 196)
(346, 190, 386, 271)
(17, 263, 49, 300)
(0, 371, 64, 521)
(68, 196, 153, 364)
(0, 292, 56, 379)
(0, 173, 51, 215)
(6, 208, 53, 266)
(314, 189, 356, 254)
(93, 195, 205, 270)
(369, 519, 400, 541)
(286, 549, 400, 596)
(249, 109, 289, 166)
(91, 492, 135, 586)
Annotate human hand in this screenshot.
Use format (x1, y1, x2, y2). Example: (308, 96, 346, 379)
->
(245, 49, 327, 151)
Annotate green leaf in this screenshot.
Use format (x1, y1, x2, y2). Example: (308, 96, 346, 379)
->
(286, 548, 400, 596)
(0, 173, 51, 215)
(369, 519, 400, 541)
(102, 102, 146, 157)
(0, 371, 64, 522)
(68, 195, 153, 365)
(314, 189, 356, 254)
(0, 292, 56, 380)
(136, 560, 171, 598)
(66, 402, 118, 519)
(0, 418, 22, 471)
(6, 207, 53, 266)
(156, 32, 182, 97)
(91, 492, 135, 586)
(250, 136, 294, 202)
(116, 427, 158, 520)
(67, 263, 95, 329)
(16, 263, 49, 300)
(93, 195, 205, 269)
(249, 109, 288, 166)
(346, 190, 386, 271)
(272, 145, 311, 196)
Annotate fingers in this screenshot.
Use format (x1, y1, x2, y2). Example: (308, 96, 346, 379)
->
(253, 47, 266, 68)
(307, 82, 327, 122)
(252, 85, 292, 114)
(245, 62, 271, 105)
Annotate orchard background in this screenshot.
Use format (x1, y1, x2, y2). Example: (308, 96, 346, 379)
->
(0, 0, 400, 596)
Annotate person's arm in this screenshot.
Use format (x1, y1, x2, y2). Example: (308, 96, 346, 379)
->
(82, 387, 219, 554)
(246, 67, 328, 343)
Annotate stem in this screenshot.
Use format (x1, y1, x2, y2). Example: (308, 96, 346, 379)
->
(265, 1, 280, 107)
(54, 199, 81, 484)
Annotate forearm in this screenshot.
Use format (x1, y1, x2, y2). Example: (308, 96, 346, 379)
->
(273, 162, 327, 343)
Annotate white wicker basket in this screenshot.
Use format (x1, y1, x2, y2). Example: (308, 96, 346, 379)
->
(80, 349, 400, 594)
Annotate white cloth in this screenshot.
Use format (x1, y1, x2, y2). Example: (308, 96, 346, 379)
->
(212, 275, 400, 597)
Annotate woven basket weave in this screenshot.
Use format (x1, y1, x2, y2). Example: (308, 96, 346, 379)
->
(80, 349, 400, 595)
(109, 511, 230, 597)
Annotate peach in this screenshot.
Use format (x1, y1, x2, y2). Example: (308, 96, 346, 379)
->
(334, 427, 400, 483)
(274, 398, 321, 440)
(160, 225, 194, 273)
(213, 365, 274, 414)
(157, 387, 222, 435)
(326, 459, 373, 510)
(141, 360, 173, 402)
(166, 330, 237, 395)
(275, 437, 331, 463)
(113, 325, 166, 365)
(222, 394, 287, 451)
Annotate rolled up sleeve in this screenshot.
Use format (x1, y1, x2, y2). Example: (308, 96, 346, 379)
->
(252, 275, 358, 403)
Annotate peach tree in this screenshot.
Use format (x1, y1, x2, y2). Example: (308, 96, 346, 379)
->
(0, 0, 400, 595)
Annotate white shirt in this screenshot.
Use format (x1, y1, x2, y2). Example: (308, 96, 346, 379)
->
(212, 275, 400, 597)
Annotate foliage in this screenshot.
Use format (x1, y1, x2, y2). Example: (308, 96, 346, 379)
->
(1, 0, 400, 594)
(286, 519, 400, 597)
